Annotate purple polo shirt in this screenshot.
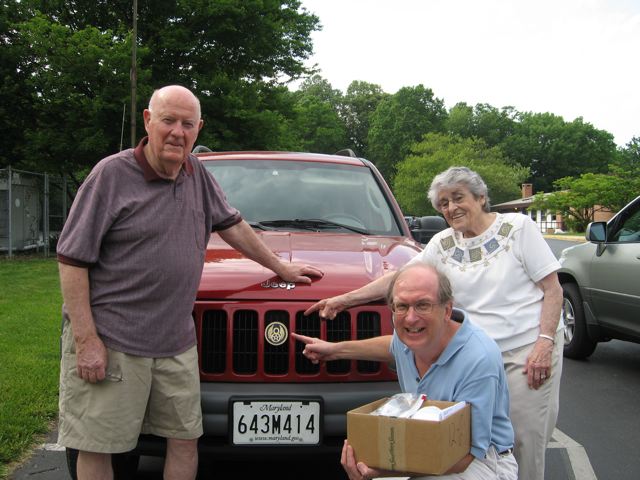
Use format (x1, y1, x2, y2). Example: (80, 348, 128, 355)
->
(57, 138, 241, 357)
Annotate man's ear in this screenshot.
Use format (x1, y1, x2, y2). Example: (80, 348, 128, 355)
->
(142, 109, 152, 130)
(443, 300, 454, 319)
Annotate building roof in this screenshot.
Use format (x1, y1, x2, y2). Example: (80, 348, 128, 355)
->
(492, 191, 559, 212)
(492, 195, 536, 211)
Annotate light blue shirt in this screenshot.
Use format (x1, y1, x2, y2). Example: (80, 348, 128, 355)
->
(390, 308, 514, 459)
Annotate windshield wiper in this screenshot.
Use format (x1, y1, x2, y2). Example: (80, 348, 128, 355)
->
(247, 221, 272, 230)
(259, 219, 369, 235)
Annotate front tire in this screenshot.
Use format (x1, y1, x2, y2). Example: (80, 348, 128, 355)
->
(65, 448, 140, 480)
(562, 283, 597, 359)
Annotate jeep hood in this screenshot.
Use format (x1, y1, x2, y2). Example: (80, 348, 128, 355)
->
(197, 231, 422, 301)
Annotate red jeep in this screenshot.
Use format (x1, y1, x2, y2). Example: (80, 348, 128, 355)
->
(67, 149, 443, 477)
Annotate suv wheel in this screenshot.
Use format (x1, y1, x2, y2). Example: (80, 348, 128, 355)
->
(562, 283, 597, 359)
(66, 448, 140, 479)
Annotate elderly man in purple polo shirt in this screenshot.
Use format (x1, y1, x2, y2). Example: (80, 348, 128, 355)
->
(56, 85, 323, 480)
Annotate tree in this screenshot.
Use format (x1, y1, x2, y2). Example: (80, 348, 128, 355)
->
(341, 81, 388, 156)
(500, 113, 616, 192)
(130, 0, 320, 153)
(287, 75, 347, 153)
(609, 136, 640, 205)
(614, 136, 640, 175)
(393, 133, 529, 216)
(0, 0, 35, 168)
(293, 74, 343, 108)
(531, 138, 640, 232)
(446, 102, 518, 147)
(447, 106, 618, 193)
(27, 0, 318, 87)
(367, 85, 447, 181)
(15, 13, 138, 182)
(445, 102, 475, 139)
(531, 175, 617, 232)
(5, 1, 320, 179)
(289, 95, 347, 153)
(193, 80, 304, 152)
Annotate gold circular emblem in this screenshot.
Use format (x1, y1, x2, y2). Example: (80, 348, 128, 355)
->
(264, 321, 288, 346)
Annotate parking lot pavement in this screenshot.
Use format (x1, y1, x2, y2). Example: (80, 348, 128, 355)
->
(547, 428, 597, 480)
(9, 429, 66, 480)
(10, 427, 595, 479)
(8, 429, 163, 480)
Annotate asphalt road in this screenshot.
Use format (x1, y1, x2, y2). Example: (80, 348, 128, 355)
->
(557, 339, 640, 480)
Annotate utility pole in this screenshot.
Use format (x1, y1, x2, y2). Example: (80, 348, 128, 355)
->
(130, 0, 138, 147)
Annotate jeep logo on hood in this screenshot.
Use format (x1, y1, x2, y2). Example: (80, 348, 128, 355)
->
(261, 280, 296, 290)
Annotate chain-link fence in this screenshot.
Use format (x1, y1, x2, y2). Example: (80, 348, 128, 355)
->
(0, 167, 69, 258)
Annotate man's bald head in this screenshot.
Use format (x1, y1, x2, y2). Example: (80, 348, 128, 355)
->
(148, 85, 201, 120)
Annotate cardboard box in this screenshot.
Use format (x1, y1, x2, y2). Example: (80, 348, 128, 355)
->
(347, 397, 471, 475)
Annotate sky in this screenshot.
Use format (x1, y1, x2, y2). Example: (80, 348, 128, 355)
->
(297, 0, 640, 147)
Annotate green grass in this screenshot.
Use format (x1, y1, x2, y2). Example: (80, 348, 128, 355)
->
(0, 258, 62, 478)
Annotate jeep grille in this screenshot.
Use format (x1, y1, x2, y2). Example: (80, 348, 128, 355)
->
(198, 306, 394, 381)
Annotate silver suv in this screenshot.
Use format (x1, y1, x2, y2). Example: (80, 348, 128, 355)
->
(558, 195, 640, 359)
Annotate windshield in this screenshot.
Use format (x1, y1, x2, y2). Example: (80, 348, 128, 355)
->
(204, 159, 403, 236)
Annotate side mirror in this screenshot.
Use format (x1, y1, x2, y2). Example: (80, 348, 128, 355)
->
(417, 216, 447, 231)
(410, 216, 447, 244)
(586, 222, 606, 243)
(404, 216, 417, 230)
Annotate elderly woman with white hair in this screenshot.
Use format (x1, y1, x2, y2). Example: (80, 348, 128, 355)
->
(304, 166, 564, 480)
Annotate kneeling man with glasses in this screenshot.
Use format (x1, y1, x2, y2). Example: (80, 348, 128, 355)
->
(294, 263, 517, 480)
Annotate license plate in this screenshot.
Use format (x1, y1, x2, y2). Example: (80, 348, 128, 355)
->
(231, 399, 321, 445)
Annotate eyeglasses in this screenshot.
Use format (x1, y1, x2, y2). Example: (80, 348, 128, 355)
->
(390, 301, 440, 316)
(437, 192, 468, 211)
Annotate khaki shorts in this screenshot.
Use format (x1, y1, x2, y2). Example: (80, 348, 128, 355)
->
(58, 321, 203, 453)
